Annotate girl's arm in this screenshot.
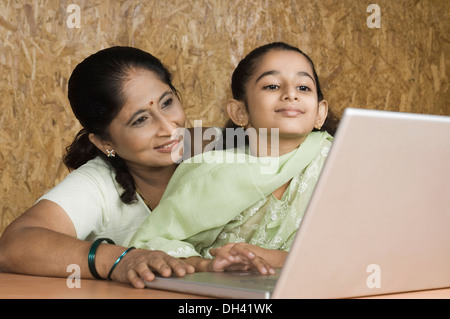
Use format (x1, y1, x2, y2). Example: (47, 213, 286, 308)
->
(0, 200, 193, 288)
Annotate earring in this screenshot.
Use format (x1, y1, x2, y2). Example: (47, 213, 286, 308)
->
(106, 149, 116, 158)
(240, 122, 245, 130)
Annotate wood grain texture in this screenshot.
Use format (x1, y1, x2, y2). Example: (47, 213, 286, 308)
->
(1, 0, 449, 233)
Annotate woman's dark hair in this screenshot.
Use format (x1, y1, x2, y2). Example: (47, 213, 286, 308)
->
(64, 46, 178, 204)
(224, 42, 339, 141)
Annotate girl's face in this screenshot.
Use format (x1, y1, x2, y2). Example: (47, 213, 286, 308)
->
(243, 50, 327, 147)
(104, 70, 186, 169)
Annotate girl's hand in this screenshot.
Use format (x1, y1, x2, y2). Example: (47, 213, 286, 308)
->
(110, 248, 195, 288)
(209, 243, 276, 275)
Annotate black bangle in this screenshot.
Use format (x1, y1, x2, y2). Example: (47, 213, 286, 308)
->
(107, 246, 136, 281)
(88, 238, 115, 280)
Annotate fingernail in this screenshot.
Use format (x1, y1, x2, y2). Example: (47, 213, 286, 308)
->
(248, 252, 255, 258)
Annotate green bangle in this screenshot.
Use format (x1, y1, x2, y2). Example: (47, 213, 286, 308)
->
(88, 238, 115, 280)
(107, 246, 136, 281)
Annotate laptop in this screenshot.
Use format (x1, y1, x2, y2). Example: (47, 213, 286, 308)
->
(145, 108, 450, 299)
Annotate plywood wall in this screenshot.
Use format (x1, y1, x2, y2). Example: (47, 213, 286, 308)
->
(1, 0, 449, 234)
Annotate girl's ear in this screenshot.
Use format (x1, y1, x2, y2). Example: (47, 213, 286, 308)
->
(226, 99, 249, 127)
(315, 100, 329, 130)
(88, 133, 113, 156)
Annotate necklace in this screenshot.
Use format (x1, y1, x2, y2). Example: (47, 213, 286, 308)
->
(136, 187, 152, 211)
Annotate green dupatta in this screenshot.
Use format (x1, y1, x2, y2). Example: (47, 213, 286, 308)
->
(128, 131, 333, 257)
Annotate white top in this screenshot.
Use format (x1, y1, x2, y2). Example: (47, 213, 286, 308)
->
(37, 157, 151, 245)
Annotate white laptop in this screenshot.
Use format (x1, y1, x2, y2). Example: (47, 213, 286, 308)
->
(145, 108, 450, 299)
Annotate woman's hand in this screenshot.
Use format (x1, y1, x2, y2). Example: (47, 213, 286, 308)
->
(109, 248, 195, 288)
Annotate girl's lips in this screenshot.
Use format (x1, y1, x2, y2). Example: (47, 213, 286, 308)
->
(154, 139, 180, 153)
(275, 106, 305, 117)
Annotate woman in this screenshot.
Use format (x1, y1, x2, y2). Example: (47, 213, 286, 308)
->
(0, 46, 196, 288)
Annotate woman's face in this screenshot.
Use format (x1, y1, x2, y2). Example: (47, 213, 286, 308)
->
(106, 70, 186, 169)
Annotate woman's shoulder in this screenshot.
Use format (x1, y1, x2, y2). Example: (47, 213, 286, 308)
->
(73, 156, 111, 174)
(65, 157, 116, 187)
(36, 157, 115, 207)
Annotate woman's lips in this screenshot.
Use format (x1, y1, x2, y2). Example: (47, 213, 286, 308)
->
(154, 139, 180, 153)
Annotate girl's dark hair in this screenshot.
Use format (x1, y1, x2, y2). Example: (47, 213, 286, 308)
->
(224, 42, 339, 141)
(64, 46, 178, 204)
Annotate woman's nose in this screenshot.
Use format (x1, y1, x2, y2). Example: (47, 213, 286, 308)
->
(157, 116, 178, 136)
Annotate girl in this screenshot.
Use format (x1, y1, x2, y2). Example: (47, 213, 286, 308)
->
(129, 42, 339, 273)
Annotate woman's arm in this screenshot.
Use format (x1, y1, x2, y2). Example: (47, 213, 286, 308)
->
(0, 200, 193, 288)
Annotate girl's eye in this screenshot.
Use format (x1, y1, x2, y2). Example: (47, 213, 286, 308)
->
(132, 116, 147, 126)
(263, 84, 279, 90)
(298, 85, 311, 91)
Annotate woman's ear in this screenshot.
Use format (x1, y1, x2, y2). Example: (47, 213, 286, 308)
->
(315, 100, 329, 130)
(88, 133, 113, 156)
(226, 99, 249, 127)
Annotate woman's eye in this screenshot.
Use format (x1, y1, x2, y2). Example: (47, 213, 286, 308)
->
(132, 116, 147, 126)
(162, 97, 173, 108)
(263, 84, 279, 90)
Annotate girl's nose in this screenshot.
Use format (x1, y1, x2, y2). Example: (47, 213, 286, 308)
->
(282, 86, 299, 101)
